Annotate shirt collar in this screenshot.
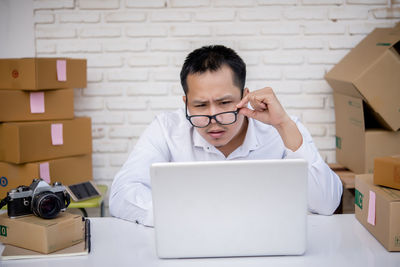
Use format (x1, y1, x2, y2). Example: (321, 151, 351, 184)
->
(240, 118, 260, 152)
(193, 126, 212, 149)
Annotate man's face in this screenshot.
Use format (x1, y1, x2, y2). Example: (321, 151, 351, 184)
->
(184, 65, 248, 152)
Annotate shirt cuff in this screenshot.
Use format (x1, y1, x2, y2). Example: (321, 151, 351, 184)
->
(142, 205, 154, 227)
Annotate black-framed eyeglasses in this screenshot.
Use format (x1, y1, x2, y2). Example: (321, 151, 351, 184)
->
(185, 98, 239, 128)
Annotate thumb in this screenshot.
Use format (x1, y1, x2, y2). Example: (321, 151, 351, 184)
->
(239, 107, 257, 119)
(239, 107, 270, 123)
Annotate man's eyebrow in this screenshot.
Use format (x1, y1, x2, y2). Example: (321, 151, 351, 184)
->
(191, 94, 235, 104)
(192, 99, 209, 104)
(215, 95, 234, 101)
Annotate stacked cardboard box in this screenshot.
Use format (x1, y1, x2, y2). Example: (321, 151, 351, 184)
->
(0, 212, 85, 254)
(374, 155, 400, 190)
(354, 156, 400, 252)
(355, 173, 400, 252)
(0, 58, 93, 199)
(325, 23, 400, 174)
(327, 23, 400, 251)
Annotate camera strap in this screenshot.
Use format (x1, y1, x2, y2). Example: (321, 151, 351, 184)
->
(0, 196, 10, 210)
(64, 191, 71, 208)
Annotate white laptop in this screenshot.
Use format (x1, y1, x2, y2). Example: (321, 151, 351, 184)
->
(150, 159, 308, 259)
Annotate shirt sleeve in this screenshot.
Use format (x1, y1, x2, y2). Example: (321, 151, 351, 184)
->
(283, 117, 343, 215)
(109, 118, 169, 227)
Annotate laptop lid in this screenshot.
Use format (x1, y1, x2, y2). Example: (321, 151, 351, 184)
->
(150, 159, 308, 258)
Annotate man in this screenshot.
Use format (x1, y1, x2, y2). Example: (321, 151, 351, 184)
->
(110, 45, 343, 226)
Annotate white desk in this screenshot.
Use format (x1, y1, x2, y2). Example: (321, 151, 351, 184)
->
(1, 214, 399, 267)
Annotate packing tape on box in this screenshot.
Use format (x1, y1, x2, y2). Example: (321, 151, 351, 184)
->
(51, 123, 64, 146)
(39, 162, 51, 184)
(367, 190, 376, 226)
(56, 60, 67, 82)
(30, 92, 45, 113)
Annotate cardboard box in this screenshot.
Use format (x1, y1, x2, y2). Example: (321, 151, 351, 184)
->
(0, 117, 92, 164)
(355, 174, 400, 251)
(0, 88, 74, 122)
(334, 93, 400, 174)
(342, 188, 355, 214)
(0, 58, 86, 90)
(0, 212, 84, 254)
(325, 26, 400, 131)
(0, 154, 93, 199)
(374, 155, 400, 190)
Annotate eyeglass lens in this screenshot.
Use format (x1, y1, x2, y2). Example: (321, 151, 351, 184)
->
(190, 112, 236, 127)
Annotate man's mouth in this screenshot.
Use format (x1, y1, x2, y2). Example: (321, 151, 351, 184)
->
(207, 129, 225, 139)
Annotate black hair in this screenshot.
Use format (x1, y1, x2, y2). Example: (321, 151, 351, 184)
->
(180, 45, 246, 96)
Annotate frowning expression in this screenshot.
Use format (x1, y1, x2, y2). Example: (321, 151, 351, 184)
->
(183, 65, 248, 155)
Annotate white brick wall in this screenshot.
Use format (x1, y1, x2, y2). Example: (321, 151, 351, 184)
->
(33, 0, 400, 196)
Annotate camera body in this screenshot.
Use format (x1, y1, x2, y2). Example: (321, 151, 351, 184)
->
(7, 179, 70, 219)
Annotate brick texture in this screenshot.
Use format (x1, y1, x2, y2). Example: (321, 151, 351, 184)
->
(32, 0, 400, 202)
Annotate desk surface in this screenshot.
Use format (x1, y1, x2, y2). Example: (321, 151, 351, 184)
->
(1, 214, 399, 267)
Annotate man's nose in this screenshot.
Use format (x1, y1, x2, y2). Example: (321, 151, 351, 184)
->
(210, 116, 218, 124)
(208, 105, 219, 115)
(208, 106, 218, 124)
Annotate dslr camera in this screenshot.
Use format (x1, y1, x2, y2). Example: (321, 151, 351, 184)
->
(1, 179, 71, 219)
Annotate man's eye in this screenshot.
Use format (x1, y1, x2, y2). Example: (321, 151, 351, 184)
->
(194, 104, 206, 107)
(221, 101, 232, 105)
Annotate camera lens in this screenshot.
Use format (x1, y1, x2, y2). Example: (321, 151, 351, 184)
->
(32, 192, 62, 219)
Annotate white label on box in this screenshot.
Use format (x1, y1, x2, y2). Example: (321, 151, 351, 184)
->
(51, 124, 63, 146)
(30, 92, 45, 113)
(39, 162, 51, 184)
(367, 190, 376, 226)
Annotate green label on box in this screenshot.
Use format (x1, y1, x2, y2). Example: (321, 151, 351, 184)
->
(348, 100, 361, 108)
(355, 189, 363, 209)
(376, 42, 391, 46)
(395, 236, 400, 247)
(0, 225, 7, 237)
(336, 136, 342, 149)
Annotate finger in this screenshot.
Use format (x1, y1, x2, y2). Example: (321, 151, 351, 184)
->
(248, 95, 267, 111)
(239, 107, 270, 122)
(238, 107, 257, 118)
(236, 94, 249, 108)
(252, 101, 267, 111)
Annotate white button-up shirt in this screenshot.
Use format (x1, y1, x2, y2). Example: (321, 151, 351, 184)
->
(110, 108, 343, 226)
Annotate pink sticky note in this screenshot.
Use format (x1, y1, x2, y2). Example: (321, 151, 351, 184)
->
(56, 59, 67, 81)
(51, 123, 63, 146)
(39, 162, 51, 184)
(367, 190, 376, 226)
(30, 92, 45, 113)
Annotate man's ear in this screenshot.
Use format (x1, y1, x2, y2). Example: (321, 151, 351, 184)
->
(243, 87, 250, 98)
(182, 95, 186, 104)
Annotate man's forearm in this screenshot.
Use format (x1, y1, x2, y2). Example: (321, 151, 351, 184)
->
(275, 119, 303, 152)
